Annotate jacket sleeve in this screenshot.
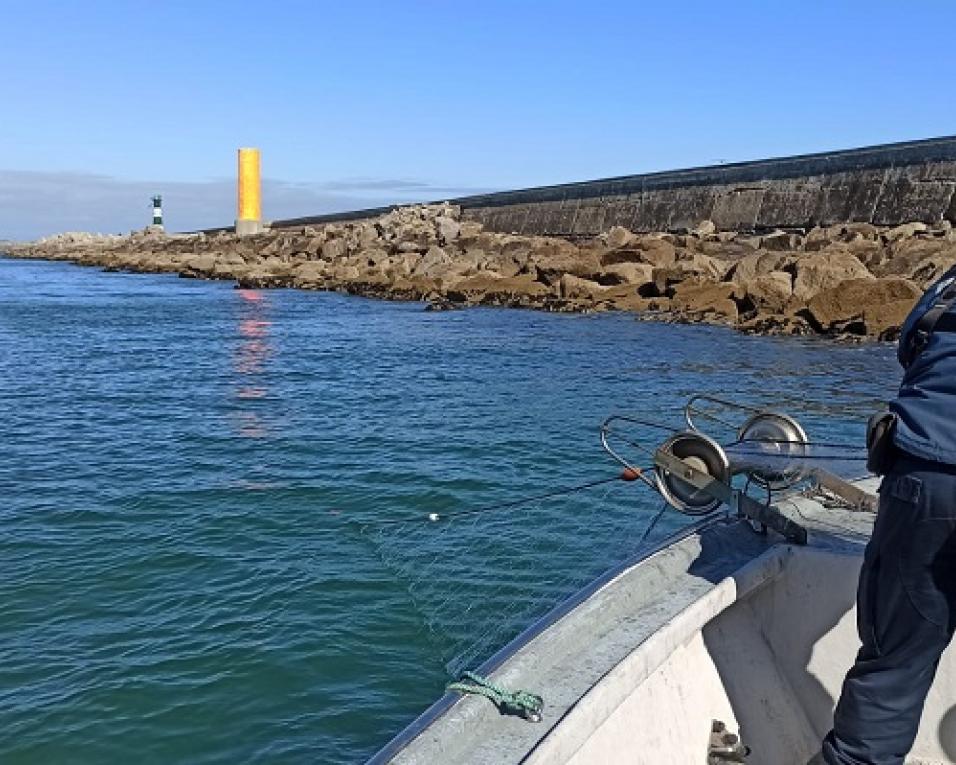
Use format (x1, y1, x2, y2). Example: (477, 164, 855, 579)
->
(898, 265, 956, 368)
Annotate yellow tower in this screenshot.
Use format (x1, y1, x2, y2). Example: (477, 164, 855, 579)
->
(236, 147, 262, 236)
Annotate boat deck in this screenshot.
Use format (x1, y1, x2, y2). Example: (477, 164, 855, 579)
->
(373, 480, 895, 764)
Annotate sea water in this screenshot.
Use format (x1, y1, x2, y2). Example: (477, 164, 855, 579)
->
(0, 257, 899, 763)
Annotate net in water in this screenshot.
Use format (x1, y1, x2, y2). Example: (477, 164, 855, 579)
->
(359, 412, 867, 679)
(359, 478, 673, 678)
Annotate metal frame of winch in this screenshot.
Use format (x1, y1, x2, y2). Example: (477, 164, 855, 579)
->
(600, 394, 876, 546)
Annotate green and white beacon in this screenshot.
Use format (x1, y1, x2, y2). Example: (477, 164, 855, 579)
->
(149, 194, 164, 233)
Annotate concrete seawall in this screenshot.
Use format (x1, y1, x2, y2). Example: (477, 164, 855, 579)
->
(273, 135, 956, 236)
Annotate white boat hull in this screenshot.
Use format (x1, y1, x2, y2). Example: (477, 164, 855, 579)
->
(374, 479, 956, 764)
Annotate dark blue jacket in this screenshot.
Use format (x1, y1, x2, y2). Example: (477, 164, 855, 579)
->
(890, 266, 956, 465)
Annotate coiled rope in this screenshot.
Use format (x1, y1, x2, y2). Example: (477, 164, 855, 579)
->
(447, 671, 544, 722)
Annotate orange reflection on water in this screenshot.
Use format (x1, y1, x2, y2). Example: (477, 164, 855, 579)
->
(231, 289, 274, 439)
(236, 345, 269, 374)
(238, 288, 266, 303)
(240, 319, 269, 337)
(237, 386, 267, 399)
(235, 411, 268, 439)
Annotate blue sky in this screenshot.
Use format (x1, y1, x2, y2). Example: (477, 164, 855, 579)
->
(2, 0, 955, 238)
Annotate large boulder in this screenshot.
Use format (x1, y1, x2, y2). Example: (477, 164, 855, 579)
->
(633, 238, 678, 268)
(878, 237, 956, 280)
(641, 262, 725, 297)
(210, 260, 250, 279)
(350, 269, 392, 291)
(806, 278, 921, 335)
(601, 237, 678, 268)
(180, 253, 219, 277)
(147, 252, 184, 273)
(843, 239, 888, 271)
(674, 251, 729, 281)
(262, 234, 303, 260)
(908, 253, 956, 287)
(292, 261, 329, 288)
(805, 223, 879, 251)
(381, 251, 418, 278)
(435, 216, 461, 245)
(558, 273, 608, 300)
(394, 220, 439, 250)
(235, 268, 288, 288)
(356, 247, 389, 267)
(604, 225, 637, 249)
(446, 273, 550, 305)
(650, 266, 686, 296)
(218, 250, 246, 266)
(458, 221, 484, 242)
(529, 238, 604, 283)
(492, 238, 536, 275)
(726, 251, 794, 284)
(599, 261, 655, 287)
(413, 245, 479, 283)
(671, 281, 741, 321)
(760, 231, 802, 251)
(648, 254, 727, 296)
(412, 246, 452, 279)
(844, 222, 881, 240)
(388, 275, 442, 299)
(597, 286, 656, 312)
(739, 271, 794, 313)
(322, 238, 349, 260)
(327, 261, 363, 282)
(396, 239, 427, 254)
(738, 314, 814, 337)
(791, 252, 873, 301)
(804, 226, 833, 248)
(478, 249, 525, 278)
(353, 224, 382, 249)
(698, 239, 761, 260)
(863, 300, 919, 340)
(882, 222, 928, 243)
(261, 255, 292, 273)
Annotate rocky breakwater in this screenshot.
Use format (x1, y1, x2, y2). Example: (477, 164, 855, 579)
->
(7, 206, 956, 340)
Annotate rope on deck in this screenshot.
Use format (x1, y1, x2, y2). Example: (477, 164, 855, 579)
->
(447, 671, 544, 722)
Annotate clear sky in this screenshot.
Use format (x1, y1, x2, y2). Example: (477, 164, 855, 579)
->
(2, 0, 955, 238)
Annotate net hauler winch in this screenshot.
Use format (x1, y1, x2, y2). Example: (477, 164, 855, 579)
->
(601, 396, 876, 546)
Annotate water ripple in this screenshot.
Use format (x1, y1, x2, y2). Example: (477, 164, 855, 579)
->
(0, 257, 899, 763)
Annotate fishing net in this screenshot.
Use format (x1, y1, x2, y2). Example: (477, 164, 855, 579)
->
(723, 440, 867, 483)
(359, 476, 676, 678)
(360, 401, 869, 679)
(688, 398, 868, 467)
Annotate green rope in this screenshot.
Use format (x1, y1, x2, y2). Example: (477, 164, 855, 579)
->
(447, 671, 544, 722)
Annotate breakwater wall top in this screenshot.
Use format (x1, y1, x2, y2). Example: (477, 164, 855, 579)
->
(272, 135, 956, 236)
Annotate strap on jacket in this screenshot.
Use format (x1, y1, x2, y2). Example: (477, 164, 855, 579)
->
(910, 282, 956, 360)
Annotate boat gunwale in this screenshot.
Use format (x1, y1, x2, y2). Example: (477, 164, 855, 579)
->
(364, 511, 728, 764)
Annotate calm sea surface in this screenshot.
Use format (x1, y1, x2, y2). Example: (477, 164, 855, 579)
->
(0, 257, 899, 763)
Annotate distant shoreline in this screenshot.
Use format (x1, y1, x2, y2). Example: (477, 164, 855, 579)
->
(6, 204, 954, 341)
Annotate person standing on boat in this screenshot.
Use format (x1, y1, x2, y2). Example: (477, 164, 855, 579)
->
(823, 265, 956, 765)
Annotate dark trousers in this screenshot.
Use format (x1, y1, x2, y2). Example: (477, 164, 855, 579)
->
(823, 454, 956, 765)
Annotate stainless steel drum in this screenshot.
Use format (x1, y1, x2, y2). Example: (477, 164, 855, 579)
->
(729, 412, 809, 491)
(655, 431, 730, 515)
